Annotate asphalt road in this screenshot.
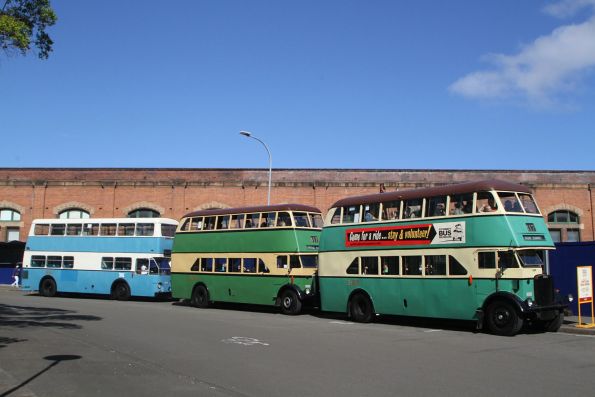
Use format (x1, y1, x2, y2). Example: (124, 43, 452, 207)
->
(1, 288, 595, 397)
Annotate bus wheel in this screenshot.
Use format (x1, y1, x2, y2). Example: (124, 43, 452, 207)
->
(40, 278, 57, 297)
(191, 285, 210, 308)
(349, 293, 374, 323)
(111, 282, 131, 301)
(486, 301, 523, 336)
(280, 289, 302, 315)
(542, 312, 564, 332)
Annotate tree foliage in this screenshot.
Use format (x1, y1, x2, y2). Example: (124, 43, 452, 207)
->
(0, 0, 57, 59)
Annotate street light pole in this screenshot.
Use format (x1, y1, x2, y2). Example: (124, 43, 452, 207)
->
(239, 131, 272, 205)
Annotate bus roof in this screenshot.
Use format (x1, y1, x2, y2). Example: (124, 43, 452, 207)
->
(330, 179, 533, 208)
(183, 204, 322, 218)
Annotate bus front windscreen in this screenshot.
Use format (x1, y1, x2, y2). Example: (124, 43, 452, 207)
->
(516, 250, 544, 268)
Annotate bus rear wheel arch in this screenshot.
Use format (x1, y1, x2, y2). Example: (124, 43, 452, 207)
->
(191, 284, 210, 308)
(110, 281, 131, 301)
(279, 288, 302, 315)
(39, 277, 57, 297)
(485, 300, 524, 336)
(349, 291, 374, 323)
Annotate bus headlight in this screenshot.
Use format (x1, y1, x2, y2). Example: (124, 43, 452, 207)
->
(568, 294, 574, 303)
(526, 298, 534, 307)
(305, 287, 311, 295)
(157, 282, 162, 290)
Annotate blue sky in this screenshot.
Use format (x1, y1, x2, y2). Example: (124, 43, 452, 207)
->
(1, 0, 594, 170)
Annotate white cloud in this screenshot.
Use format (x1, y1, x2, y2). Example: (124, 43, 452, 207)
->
(450, 1, 595, 107)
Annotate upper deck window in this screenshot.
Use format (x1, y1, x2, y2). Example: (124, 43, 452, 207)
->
(245, 213, 259, 228)
(100, 224, 117, 236)
(66, 224, 82, 236)
(449, 193, 473, 215)
(137, 223, 155, 236)
(330, 208, 342, 224)
(50, 224, 65, 236)
(34, 224, 50, 235)
(277, 212, 292, 227)
(161, 224, 176, 237)
(260, 212, 276, 228)
(404, 199, 422, 219)
(118, 223, 135, 236)
(293, 212, 310, 227)
(426, 196, 446, 217)
(518, 194, 539, 214)
(308, 213, 323, 228)
(476, 192, 498, 213)
(381, 200, 401, 220)
(217, 215, 230, 230)
(83, 223, 100, 236)
(230, 214, 245, 229)
(362, 204, 380, 222)
(342, 206, 360, 223)
(498, 192, 523, 213)
(203, 216, 216, 230)
(190, 217, 203, 230)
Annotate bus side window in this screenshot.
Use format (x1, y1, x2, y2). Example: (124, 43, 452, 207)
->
(191, 217, 203, 231)
(309, 213, 323, 228)
(66, 224, 82, 236)
(478, 252, 496, 269)
(330, 208, 342, 224)
(426, 196, 446, 217)
(215, 258, 227, 272)
(217, 215, 230, 230)
(230, 214, 244, 229)
(448, 256, 467, 275)
(449, 194, 473, 215)
(83, 223, 100, 236)
(498, 251, 519, 268)
(342, 206, 360, 223)
(50, 224, 66, 236)
(180, 219, 191, 231)
(63, 256, 74, 269)
(190, 259, 200, 271)
(118, 223, 135, 236)
(245, 213, 259, 229)
(403, 256, 422, 275)
(277, 212, 292, 227)
(31, 255, 47, 267)
(258, 259, 269, 273)
(203, 217, 216, 230)
(290, 255, 301, 269)
(136, 258, 149, 274)
(229, 258, 241, 272)
(363, 204, 380, 222)
(361, 257, 378, 275)
(424, 255, 446, 275)
(404, 200, 422, 219)
(101, 257, 114, 270)
(381, 201, 400, 220)
(381, 256, 399, 275)
(201, 258, 213, 272)
(34, 224, 50, 235)
(277, 256, 288, 269)
(46, 256, 62, 268)
(476, 192, 497, 213)
(346, 258, 359, 274)
(101, 224, 117, 236)
(137, 223, 155, 236)
(243, 258, 256, 273)
(115, 257, 132, 270)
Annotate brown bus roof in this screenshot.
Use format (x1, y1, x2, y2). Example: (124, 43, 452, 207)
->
(183, 204, 322, 218)
(331, 179, 533, 208)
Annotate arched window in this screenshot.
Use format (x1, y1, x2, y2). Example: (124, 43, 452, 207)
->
(128, 208, 160, 218)
(59, 209, 90, 219)
(547, 210, 580, 243)
(0, 208, 21, 242)
(0, 208, 21, 221)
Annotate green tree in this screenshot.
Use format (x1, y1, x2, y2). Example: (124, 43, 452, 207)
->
(0, 0, 57, 59)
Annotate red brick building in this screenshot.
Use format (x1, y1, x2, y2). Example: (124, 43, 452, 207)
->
(1, 168, 594, 243)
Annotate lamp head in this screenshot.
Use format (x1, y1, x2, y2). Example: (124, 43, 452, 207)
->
(239, 131, 252, 137)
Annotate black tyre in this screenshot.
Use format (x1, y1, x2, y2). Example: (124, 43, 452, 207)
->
(191, 285, 210, 308)
(111, 282, 131, 301)
(349, 292, 374, 323)
(280, 289, 302, 315)
(486, 301, 524, 336)
(543, 312, 564, 332)
(39, 278, 57, 297)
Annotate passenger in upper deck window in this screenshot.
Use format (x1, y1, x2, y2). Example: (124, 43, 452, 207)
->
(364, 211, 375, 222)
(452, 202, 464, 215)
(479, 198, 497, 213)
(435, 203, 445, 216)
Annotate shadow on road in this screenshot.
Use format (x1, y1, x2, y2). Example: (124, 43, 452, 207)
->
(0, 354, 82, 397)
(0, 303, 102, 330)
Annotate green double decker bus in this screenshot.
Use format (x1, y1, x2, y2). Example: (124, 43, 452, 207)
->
(171, 204, 323, 315)
(318, 180, 565, 336)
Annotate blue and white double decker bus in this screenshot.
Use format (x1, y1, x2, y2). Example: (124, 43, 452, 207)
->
(21, 218, 178, 300)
